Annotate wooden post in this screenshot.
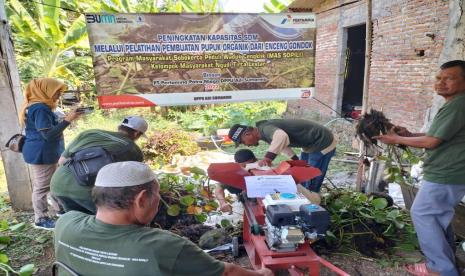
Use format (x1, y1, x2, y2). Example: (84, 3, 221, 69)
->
(0, 0, 33, 210)
(355, 0, 373, 192)
(361, 0, 372, 115)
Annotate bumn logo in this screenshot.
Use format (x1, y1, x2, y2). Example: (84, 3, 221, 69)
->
(85, 14, 116, 24)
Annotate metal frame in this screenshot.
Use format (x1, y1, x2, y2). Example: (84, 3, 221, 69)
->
(242, 198, 349, 276)
(52, 261, 80, 276)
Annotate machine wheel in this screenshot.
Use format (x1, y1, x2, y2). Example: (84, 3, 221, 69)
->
(231, 237, 239, 257)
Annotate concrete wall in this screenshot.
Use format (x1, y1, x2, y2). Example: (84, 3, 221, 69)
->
(288, 0, 449, 131)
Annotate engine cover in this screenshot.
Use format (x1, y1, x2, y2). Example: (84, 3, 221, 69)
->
(266, 204, 295, 227)
(299, 204, 330, 235)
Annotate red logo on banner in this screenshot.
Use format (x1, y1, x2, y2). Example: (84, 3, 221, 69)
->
(301, 90, 311, 98)
(98, 95, 156, 109)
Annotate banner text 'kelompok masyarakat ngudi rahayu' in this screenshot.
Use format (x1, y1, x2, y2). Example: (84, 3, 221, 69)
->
(85, 13, 316, 108)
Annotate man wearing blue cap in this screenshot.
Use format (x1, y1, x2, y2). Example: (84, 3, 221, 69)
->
(54, 161, 272, 276)
(228, 119, 336, 192)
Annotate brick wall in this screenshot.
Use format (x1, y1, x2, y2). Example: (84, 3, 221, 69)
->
(288, 0, 449, 131)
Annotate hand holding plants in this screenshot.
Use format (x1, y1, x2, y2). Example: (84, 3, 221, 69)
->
(373, 127, 400, 145)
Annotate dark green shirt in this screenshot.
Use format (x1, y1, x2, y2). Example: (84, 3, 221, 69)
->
(257, 119, 333, 153)
(54, 211, 225, 276)
(424, 93, 465, 184)
(51, 130, 143, 199)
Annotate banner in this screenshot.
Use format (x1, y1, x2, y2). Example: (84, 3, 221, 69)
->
(85, 13, 316, 108)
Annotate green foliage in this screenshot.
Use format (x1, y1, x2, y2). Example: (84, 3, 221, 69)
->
(6, 0, 91, 85)
(7, 0, 221, 85)
(264, 0, 292, 13)
(320, 189, 418, 260)
(377, 146, 422, 185)
(142, 128, 201, 168)
(0, 217, 35, 276)
(167, 101, 286, 135)
(162, 0, 221, 12)
(157, 169, 219, 223)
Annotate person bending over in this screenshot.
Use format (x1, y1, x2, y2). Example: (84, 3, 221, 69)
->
(228, 119, 336, 192)
(215, 149, 257, 213)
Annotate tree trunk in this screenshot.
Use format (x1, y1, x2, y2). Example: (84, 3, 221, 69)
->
(423, 0, 465, 131)
(0, 0, 33, 210)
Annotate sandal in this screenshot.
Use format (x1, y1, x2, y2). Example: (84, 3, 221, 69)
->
(405, 263, 440, 276)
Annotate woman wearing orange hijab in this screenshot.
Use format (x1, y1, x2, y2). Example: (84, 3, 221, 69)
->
(20, 78, 82, 230)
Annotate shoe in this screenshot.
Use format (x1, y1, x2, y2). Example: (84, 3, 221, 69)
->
(34, 217, 55, 230)
(405, 263, 440, 276)
(56, 211, 66, 217)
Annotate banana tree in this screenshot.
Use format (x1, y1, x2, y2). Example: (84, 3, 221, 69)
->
(264, 0, 292, 13)
(7, 0, 221, 85)
(94, 0, 221, 13)
(6, 0, 90, 85)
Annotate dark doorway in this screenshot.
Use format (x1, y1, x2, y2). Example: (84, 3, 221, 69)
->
(342, 24, 366, 118)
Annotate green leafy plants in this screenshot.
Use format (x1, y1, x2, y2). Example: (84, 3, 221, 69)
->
(153, 167, 219, 229)
(0, 218, 34, 276)
(141, 128, 201, 168)
(378, 146, 422, 186)
(319, 189, 418, 260)
(167, 101, 286, 136)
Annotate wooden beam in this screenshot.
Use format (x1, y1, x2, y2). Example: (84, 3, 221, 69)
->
(361, 0, 372, 115)
(355, 0, 372, 192)
(0, 0, 33, 210)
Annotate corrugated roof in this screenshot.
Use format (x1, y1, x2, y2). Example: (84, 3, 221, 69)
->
(288, 0, 326, 9)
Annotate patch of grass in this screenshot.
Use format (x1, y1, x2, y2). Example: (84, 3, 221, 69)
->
(0, 197, 52, 274)
(3, 213, 53, 271)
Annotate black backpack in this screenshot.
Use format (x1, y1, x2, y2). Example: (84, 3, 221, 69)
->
(67, 146, 115, 186)
(65, 131, 132, 186)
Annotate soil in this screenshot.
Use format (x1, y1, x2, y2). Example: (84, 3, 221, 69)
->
(3, 205, 465, 276)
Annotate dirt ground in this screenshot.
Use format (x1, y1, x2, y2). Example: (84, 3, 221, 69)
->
(3, 209, 465, 276)
(212, 247, 465, 276)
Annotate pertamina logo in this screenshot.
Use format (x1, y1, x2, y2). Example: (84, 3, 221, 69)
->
(85, 14, 116, 24)
(281, 15, 292, 24)
(281, 15, 315, 25)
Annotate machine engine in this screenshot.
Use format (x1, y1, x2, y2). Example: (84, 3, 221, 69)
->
(264, 193, 330, 252)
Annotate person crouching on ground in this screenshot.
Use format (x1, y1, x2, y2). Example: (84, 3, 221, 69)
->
(54, 161, 272, 276)
(215, 149, 257, 213)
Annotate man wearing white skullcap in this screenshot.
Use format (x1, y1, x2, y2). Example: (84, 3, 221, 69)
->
(54, 161, 272, 276)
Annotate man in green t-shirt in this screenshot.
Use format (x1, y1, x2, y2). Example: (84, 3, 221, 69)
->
(51, 116, 147, 215)
(54, 161, 272, 276)
(375, 60, 465, 276)
(228, 119, 336, 192)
